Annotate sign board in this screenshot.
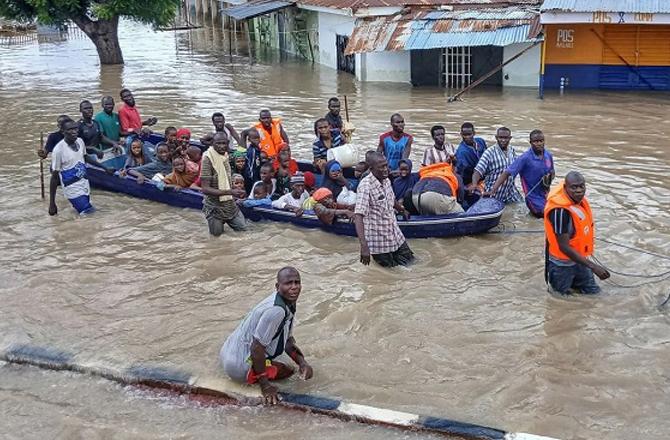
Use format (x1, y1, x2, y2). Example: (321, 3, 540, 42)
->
(541, 11, 670, 25)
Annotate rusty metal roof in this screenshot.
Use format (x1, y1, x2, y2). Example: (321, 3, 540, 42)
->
(345, 7, 541, 54)
(297, 0, 541, 13)
(540, 0, 670, 13)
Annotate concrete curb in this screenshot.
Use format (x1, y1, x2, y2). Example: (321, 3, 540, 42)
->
(0, 344, 559, 440)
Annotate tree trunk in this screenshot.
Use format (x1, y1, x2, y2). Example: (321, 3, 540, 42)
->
(72, 15, 124, 65)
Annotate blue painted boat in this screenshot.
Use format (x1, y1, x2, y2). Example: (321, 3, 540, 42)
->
(87, 147, 504, 239)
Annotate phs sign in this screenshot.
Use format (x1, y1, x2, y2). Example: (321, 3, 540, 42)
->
(541, 11, 670, 25)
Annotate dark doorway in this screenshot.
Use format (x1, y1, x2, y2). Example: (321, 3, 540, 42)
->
(471, 46, 504, 86)
(336, 35, 355, 75)
(411, 49, 442, 86)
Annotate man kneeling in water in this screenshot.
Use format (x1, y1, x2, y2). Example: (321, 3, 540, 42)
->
(220, 267, 313, 404)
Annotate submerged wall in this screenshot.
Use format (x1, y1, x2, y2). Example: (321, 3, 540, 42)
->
(503, 42, 541, 88)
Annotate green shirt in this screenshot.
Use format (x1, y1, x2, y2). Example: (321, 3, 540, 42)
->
(94, 111, 121, 142)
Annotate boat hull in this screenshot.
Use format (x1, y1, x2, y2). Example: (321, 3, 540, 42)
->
(87, 162, 504, 239)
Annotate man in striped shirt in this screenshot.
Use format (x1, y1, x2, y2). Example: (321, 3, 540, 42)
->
(468, 127, 522, 204)
(422, 125, 456, 167)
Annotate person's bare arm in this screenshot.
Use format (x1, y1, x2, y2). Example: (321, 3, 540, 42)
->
(556, 234, 610, 280)
(250, 339, 279, 405)
(484, 170, 510, 197)
(280, 126, 289, 145)
(402, 137, 413, 159)
(285, 337, 312, 379)
(354, 213, 371, 265)
(467, 170, 483, 192)
(226, 124, 242, 146)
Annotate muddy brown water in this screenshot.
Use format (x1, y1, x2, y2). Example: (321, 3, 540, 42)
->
(1, 21, 670, 440)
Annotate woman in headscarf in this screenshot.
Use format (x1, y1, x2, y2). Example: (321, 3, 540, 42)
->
(175, 128, 191, 157)
(321, 160, 355, 203)
(392, 159, 419, 203)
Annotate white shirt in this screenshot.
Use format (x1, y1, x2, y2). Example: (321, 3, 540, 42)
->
(272, 191, 308, 209)
(52, 138, 90, 199)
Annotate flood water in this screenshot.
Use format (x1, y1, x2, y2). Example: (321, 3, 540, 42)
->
(1, 21, 670, 440)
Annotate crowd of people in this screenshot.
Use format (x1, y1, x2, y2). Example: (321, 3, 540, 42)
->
(38, 90, 615, 406)
(40, 89, 610, 292)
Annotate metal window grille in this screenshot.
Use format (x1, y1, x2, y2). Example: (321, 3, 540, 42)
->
(442, 46, 471, 89)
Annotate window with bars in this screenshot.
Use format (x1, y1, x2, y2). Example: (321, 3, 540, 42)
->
(442, 46, 472, 89)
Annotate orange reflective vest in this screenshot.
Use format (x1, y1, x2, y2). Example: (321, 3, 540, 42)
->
(543, 184, 594, 260)
(418, 162, 459, 197)
(254, 118, 284, 158)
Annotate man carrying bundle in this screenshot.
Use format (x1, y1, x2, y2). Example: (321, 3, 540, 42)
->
(544, 171, 610, 294)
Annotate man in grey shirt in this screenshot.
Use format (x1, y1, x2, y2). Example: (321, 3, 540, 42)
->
(220, 267, 313, 404)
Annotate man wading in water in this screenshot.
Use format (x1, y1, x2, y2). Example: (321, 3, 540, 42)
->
(220, 267, 313, 405)
(200, 132, 247, 235)
(544, 171, 610, 294)
(354, 152, 414, 267)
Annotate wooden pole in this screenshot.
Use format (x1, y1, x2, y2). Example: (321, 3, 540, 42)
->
(306, 31, 315, 63)
(39, 131, 45, 199)
(245, 20, 252, 63)
(448, 40, 543, 103)
(343, 95, 350, 122)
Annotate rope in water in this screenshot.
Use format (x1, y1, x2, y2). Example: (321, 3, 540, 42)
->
(591, 255, 670, 279)
(490, 222, 670, 299)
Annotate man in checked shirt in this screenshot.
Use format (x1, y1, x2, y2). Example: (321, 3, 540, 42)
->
(354, 152, 414, 267)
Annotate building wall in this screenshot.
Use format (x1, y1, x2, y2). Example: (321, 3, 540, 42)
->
(359, 51, 411, 83)
(502, 42, 541, 87)
(543, 23, 670, 90)
(317, 11, 355, 70)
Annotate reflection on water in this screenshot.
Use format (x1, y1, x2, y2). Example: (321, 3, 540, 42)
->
(1, 20, 669, 440)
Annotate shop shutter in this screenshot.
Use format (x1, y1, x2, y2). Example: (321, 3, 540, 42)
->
(600, 25, 670, 90)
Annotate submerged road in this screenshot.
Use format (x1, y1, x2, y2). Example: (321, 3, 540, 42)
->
(1, 21, 669, 440)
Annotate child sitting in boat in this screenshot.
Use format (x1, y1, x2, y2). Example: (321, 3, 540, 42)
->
(303, 171, 317, 195)
(185, 146, 202, 187)
(271, 174, 308, 217)
(242, 183, 272, 208)
(250, 163, 276, 200)
(274, 157, 292, 199)
(124, 138, 153, 169)
(123, 144, 173, 185)
(352, 161, 368, 191)
(312, 188, 354, 225)
(163, 156, 198, 189)
(232, 174, 247, 201)
(273, 145, 298, 176)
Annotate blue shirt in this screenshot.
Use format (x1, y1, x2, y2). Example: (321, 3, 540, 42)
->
(455, 137, 487, 185)
(312, 129, 343, 160)
(506, 147, 554, 213)
(380, 131, 412, 171)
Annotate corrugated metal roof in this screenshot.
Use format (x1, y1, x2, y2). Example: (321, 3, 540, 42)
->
(296, 0, 541, 12)
(540, 0, 670, 14)
(222, 0, 294, 20)
(345, 7, 541, 54)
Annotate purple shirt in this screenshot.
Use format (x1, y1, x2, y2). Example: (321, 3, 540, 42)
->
(506, 147, 554, 214)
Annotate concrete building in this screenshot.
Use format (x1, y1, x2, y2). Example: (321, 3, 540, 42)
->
(220, 0, 544, 88)
(540, 0, 670, 90)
